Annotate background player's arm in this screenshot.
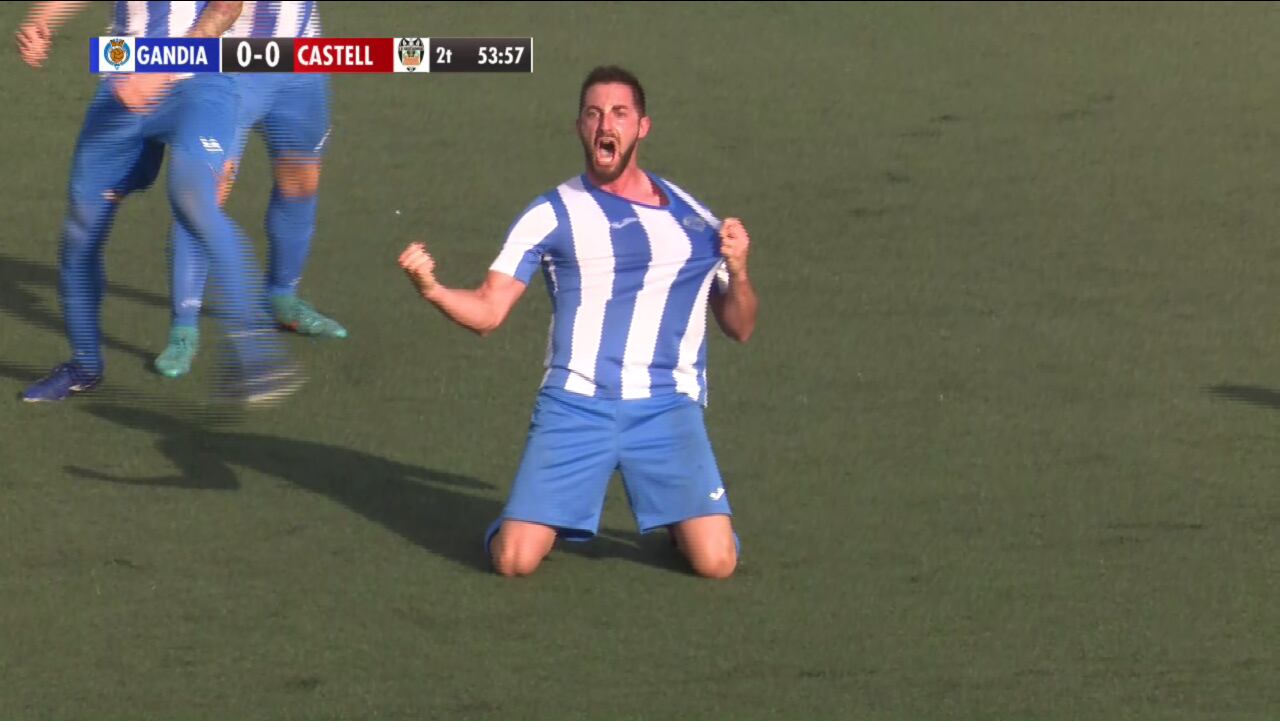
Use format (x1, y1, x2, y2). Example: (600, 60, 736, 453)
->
(186, 1, 243, 38)
(710, 218, 758, 343)
(18, 1, 89, 29)
(15, 1, 91, 68)
(110, 1, 242, 112)
(399, 244, 528, 337)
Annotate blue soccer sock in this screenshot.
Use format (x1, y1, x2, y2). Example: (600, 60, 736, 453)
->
(59, 195, 119, 376)
(265, 189, 317, 298)
(168, 220, 208, 328)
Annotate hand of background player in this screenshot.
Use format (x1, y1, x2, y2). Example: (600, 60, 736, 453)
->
(399, 242, 440, 298)
(112, 73, 177, 113)
(719, 218, 751, 277)
(15, 20, 52, 68)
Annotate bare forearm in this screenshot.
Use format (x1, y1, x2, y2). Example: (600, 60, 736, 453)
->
(422, 286, 503, 336)
(718, 272, 758, 342)
(25, 1, 90, 30)
(186, 1, 241, 38)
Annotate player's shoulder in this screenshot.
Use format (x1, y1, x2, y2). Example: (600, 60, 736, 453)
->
(650, 173, 720, 225)
(515, 186, 561, 218)
(514, 176, 586, 217)
(504, 185, 568, 243)
(551, 174, 591, 198)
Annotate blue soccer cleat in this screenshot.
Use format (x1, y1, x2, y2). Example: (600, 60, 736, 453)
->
(21, 362, 102, 403)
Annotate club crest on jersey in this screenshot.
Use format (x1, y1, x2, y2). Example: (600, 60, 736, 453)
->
(398, 37, 424, 70)
(104, 38, 130, 69)
(682, 214, 708, 232)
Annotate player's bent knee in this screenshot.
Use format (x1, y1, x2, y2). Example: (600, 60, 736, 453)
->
(490, 520, 555, 577)
(493, 552, 540, 577)
(274, 159, 321, 198)
(689, 548, 738, 580)
(492, 544, 547, 577)
(672, 515, 738, 579)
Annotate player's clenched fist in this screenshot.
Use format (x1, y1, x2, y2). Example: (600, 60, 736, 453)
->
(719, 217, 751, 277)
(15, 21, 52, 68)
(399, 242, 440, 297)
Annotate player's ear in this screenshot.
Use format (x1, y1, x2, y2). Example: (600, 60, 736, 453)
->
(638, 115, 651, 139)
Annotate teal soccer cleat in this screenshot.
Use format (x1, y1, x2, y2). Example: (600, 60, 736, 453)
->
(154, 325, 199, 378)
(272, 295, 348, 339)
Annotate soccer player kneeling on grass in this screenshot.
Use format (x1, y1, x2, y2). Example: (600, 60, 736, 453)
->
(399, 66, 758, 579)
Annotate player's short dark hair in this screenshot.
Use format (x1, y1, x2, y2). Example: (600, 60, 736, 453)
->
(579, 65, 647, 116)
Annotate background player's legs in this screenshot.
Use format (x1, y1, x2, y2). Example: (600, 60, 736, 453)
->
(261, 74, 345, 338)
(167, 148, 291, 393)
(265, 158, 320, 298)
(158, 73, 267, 379)
(618, 394, 738, 579)
(24, 83, 158, 401)
(155, 159, 235, 378)
(166, 76, 297, 403)
(158, 223, 207, 376)
(62, 94, 166, 378)
(57, 195, 119, 379)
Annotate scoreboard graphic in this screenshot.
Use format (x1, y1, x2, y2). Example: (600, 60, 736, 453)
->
(90, 37, 534, 74)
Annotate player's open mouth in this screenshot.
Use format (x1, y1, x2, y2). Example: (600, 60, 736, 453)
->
(595, 138, 617, 164)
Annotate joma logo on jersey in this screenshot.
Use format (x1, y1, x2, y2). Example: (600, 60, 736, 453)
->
(104, 38, 130, 68)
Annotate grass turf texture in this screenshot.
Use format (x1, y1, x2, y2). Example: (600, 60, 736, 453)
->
(3, 2, 1280, 718)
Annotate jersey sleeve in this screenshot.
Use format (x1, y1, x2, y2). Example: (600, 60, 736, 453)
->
(489, 199, 559, 285)
(713, 260, 731, 294)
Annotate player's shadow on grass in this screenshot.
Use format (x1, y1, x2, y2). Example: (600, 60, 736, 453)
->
(0, 251, 162, 365)
(58, 403, 689, 575)
(1206, 384, 1280, 410)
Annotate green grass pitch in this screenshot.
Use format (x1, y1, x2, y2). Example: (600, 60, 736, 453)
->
(2, 3, 1280, 718)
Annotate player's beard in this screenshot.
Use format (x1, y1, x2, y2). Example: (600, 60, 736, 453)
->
(583, 133, 637, 185)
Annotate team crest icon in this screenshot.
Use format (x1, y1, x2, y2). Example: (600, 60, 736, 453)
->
(398, 37, 424, 70)
(104, 37, 130, 69)
(682, 214, 708, 232)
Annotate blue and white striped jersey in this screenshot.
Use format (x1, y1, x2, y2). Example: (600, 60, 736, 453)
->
(226, 1, 322, 39)
(491, 173, 732, 405)
(110, 2, 321, 38)
(111, 1, 209, 37)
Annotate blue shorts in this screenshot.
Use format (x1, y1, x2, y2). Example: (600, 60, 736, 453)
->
(231, 73, 331, 162)
(70, 74, 237, 202)
(498, 388, 733, 539)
